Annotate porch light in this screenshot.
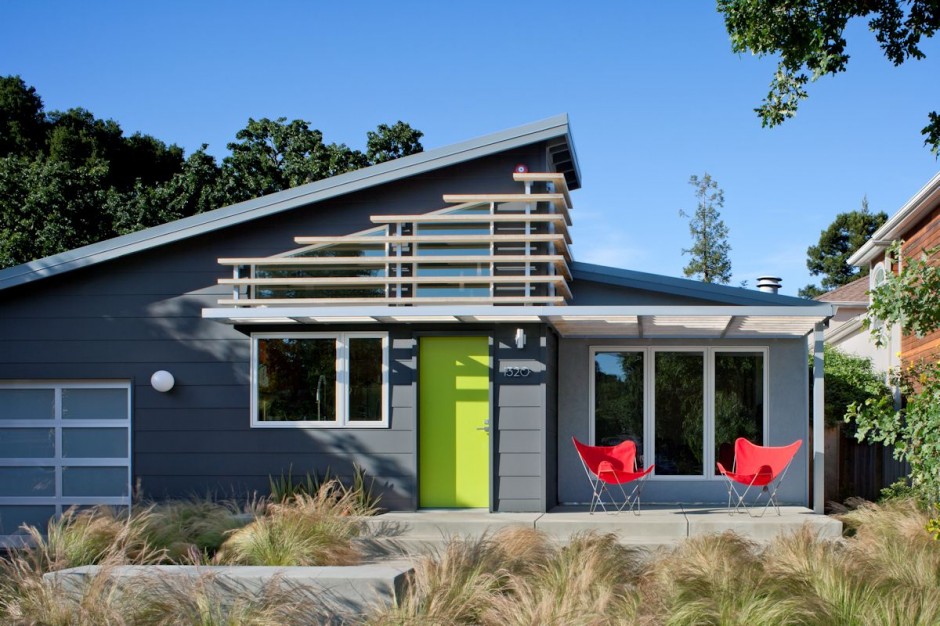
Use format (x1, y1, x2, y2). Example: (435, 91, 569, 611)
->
(515, 328, 526, 350)
(151, 370, 175, 393)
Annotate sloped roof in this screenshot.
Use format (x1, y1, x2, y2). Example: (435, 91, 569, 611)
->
(0, 115, 579, 292)
(815, 275, 869, 304)
(571, 262, 817, 306)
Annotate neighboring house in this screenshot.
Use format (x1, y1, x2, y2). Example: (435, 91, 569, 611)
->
(0, 115, 834, 537)
(814, 276, 892, 373)
(848, 171, 940, 365)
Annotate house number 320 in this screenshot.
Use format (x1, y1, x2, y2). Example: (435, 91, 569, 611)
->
(503, 367, 531, 377)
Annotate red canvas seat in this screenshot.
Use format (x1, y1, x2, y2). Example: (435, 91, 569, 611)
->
(572, 437, 654, 515)
(716, 438, 802, 517)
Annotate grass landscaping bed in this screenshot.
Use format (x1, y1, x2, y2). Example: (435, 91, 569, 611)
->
(2, 495, 939, 624)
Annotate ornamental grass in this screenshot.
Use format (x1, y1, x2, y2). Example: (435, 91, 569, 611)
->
(367, 498, 940, 626)
(213, 478, 374, 567)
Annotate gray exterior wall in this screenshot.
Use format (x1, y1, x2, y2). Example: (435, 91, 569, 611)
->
(491, 323, 549, 512)
(0, 146, 552, 512)
(558, 337, 809, 506)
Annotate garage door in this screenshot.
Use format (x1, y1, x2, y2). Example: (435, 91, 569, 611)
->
(0, 382, 131, 538)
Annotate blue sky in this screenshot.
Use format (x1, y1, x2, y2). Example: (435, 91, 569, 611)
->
(3, 1, 939, 295)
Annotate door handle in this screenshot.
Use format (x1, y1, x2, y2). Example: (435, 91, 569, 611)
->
(476, 419, 490, 433)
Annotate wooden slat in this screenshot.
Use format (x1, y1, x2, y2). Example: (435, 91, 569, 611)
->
(512, 172, 572, 207)
(369, 213, 571, 243)
(291, 234, 572, 260)
(371, 213, 566, 224)
(218, 254, 572, 280)
(221, 275, 572, 301)
(220, 275, 567, 286)
(441, 193, 569, 210)
(218, 295, 568, 306)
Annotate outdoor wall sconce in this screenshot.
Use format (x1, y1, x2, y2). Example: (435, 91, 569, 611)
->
(515, 328, 526, 350)
(150, 370, 175, 393)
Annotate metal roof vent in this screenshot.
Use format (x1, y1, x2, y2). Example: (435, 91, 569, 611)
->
(756, 276, 782, 294)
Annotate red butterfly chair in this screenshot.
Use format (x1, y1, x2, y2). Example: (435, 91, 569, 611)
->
(716, 438, 802, 517)
(572, 437, 655, 515)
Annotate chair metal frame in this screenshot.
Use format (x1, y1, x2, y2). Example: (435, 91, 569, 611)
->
(716, 437, 802, 517)
(572, 437, 654, 515)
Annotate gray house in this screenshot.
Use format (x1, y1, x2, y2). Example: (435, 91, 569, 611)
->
(0, 115, 832, 536)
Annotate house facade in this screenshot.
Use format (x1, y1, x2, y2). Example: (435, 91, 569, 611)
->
(848, 171, 940, 365)
(0, 116, 833, 537)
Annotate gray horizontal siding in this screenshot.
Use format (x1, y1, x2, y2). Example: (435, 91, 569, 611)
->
(135, 429, 418, 453)
(0, 145, 554, 511)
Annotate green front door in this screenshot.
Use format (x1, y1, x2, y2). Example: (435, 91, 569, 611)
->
(419, 336, 490, 508)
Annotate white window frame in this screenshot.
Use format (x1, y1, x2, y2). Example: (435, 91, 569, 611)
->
(251, 332, 389, 429)
(0, 381, 132, 526)
(588, 346, 769, 481)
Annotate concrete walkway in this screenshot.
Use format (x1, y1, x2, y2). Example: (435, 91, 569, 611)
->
(360, 505, 843, 553)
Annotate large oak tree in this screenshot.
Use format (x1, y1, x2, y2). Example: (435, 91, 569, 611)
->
(719, 0, 940, 154)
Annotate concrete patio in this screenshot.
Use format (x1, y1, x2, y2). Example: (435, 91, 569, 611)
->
(359, 505, 843, 553)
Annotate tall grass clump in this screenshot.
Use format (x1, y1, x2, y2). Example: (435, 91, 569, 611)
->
(132, 571, 334, 626)
(370, 527, 646, 626)
(647, 531, 819, 626)
(139, 497, 245, 562)
(490, 531, 644, 625)
(215, 478, 374, 566)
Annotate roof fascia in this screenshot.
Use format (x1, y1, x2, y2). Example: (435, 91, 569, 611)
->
(570, 262, 812, 306)
(0, 114, 576, 292)
(848, 170, 940, 266)
(203, 303, 834, 320)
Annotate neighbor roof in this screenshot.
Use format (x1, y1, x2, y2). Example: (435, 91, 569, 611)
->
(0, 114, 580, 292)
(814, 275, 869, 305)
(848, 170, 940, 266)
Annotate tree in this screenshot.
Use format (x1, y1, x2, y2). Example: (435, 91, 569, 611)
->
(799, 197, 888, 298)
(0, 75, 46, 156)
(0, 76, 426, 269)
(366, 121, 424, 164)
(847, 241, 940, 501)
(680, 173, 732, 284)
(718, 0, 940, 154)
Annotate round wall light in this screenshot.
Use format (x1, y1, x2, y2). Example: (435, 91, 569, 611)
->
(151, 370, 175, 393)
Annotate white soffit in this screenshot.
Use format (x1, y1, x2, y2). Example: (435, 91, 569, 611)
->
(205, 305, 832, 338)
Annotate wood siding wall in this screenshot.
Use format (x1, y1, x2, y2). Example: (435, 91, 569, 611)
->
(901, 204, 940, 363)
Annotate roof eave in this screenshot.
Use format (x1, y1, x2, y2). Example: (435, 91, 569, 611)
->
(848, 170, 940, 266)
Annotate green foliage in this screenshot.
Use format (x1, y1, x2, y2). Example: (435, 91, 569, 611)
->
(268, 465, 330, 503)
(0, 76, 424, 269)
(848, 359, 940, 501)
(680, 172, 732, 284)
(800, 197, 888, 297)
(817, 346, 891, 428)
(366, 120, 424, 164)
(847, 241, 940, 501)
(718, 0, 940, 153)
(0, 75, 45, 156)
(867, 241, 940, 346)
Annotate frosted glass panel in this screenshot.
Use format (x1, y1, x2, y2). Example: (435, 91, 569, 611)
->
(62, 467, 128, 497)
(62, 388, 128, 420)
(0, 505, 56, 535)
(0, 428, 54, 458)
(0, 389, 54, 420)
(62, 428, 128, 458)
(0, 467, 55, 496)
